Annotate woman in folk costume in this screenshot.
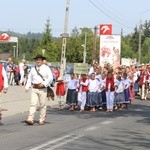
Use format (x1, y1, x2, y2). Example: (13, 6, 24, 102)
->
(56, 77, 66, 110)
(122, 73, 131, 109)
(77, 74, 88, 112)
(84, 73, 99, 112)
(66, 73, 78, 111)
(104, 70, 115, 112)
(114, 75, 125, 110)
(128, 73, 135, 103)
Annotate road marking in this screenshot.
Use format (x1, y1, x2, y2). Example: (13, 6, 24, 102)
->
(85, 126, 99, 131)
(101, 120, 113, 125)
(135, 109, 143, 111)
(45, 135, 83, 150)
(30, 134, 73, 150)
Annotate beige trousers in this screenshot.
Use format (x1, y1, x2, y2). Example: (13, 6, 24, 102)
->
(28, 88, 47, 123)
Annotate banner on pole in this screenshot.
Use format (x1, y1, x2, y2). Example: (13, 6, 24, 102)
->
(74, 63, 88, 74)
(99, 35, 121, 68)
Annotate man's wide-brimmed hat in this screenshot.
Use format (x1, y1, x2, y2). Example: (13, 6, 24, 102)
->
(34, 54, 46, 60)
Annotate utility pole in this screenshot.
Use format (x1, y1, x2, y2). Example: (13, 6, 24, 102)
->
(60, 0, 70, 78)
(138, 20, 142, 65)
(92, 26, 98, 63)
(83, 32, 87, 63)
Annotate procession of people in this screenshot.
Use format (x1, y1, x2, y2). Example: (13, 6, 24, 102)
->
(0, 56, 150, 125)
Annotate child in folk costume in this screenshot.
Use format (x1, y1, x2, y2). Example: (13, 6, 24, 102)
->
(114, 75, 125, 110)
(138, 69, 148, 100)
(66, 73, 78, 111)
(56, 77, 66, 110)
(105, 71, 115, 112)
(77, 74, 88, 112)
(128, 73, 135, 103)
(82, 73, 99, 112)
(122, 73, 131, 109)
(101, 72, 107, 110)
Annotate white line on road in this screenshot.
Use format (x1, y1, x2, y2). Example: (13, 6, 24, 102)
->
(45, 135, 83, 150)
(101, 120, 113, 125)
(85, 126, 99, 131)
(30, 134, 73, 150)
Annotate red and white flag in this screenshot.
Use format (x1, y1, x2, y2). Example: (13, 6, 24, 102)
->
(0, 33, 10, 40)
(99, 24, 112, 35)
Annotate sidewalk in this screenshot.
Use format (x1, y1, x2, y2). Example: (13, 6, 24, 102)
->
(0, 86, 59, 118)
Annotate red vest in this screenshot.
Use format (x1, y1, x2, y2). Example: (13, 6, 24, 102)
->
(105, 76, 115, 92)
(81, 77, 88, 92)
(56, 82, 66, 96)
(0, 64, 4, 92)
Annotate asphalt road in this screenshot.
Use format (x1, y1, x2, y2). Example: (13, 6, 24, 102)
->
(0, 96, 150, 150)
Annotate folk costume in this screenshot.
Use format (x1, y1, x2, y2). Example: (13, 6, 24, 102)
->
(122, 74, 131, 109)
(25, 55, 53, 125)
(56, 77, 66, 110)
(78, 75, 88, 112)
(105, 73, 115, 112)
(114, 77, 125, 109)
(0, 64, 8, 124)
(66, 74, 78, 111)
(86, 73, 99, 112)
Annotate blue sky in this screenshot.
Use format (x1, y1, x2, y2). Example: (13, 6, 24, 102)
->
(0, 0, 150, 36)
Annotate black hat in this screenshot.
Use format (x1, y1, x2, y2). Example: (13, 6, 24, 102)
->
(34, 54, 46, 60)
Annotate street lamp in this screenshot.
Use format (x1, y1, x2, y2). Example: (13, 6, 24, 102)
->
(42, 49, 45, 56)
(13, 45, 16, 58)
(81, 33, 87, 63)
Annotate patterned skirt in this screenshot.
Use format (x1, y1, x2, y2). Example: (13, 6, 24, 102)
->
(124, 88, 130, 103)
(115, 92, 125, 104)
(66, 89, 77, 105)
(86, 91, 98, 107)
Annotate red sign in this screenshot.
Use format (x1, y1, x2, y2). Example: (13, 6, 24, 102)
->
(99, 24, 112, 35)
(0, 33, 10, 41)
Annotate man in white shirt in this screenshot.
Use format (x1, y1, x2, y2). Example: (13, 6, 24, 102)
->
(25, 55, 53, 125)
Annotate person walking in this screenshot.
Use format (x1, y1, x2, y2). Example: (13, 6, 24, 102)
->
(19, 59, 25, 86)
(25, 54, 53, 125)
(0, 64, 8, 124)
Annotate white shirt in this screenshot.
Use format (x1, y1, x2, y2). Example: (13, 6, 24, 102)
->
(88, 79, 99, 92)
(25, 64, 53, 90)
(67, 78, 78, 90)
(115, 79, 124, 93)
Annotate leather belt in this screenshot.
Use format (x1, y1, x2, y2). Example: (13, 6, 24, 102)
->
(33, 84, 45, 89)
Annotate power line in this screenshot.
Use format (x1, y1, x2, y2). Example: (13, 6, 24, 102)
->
(100, 0, 137, 23)
(88, 0, 133, 29)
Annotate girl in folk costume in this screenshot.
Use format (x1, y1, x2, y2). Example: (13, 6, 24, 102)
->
(101, 72, 107, 110)
(114, 75, 125, 110)
(128, 73, 135, 103)
(56, 77, 66, 110)
(66, 73, 78, 111)
(77, 74, 88, 112)
(122, 73, 131, 109)
(105, 71, 115, 112)
(138, 69, 148, 100)
(84, 73, 99, 112)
